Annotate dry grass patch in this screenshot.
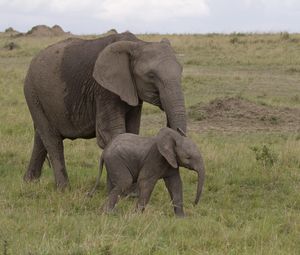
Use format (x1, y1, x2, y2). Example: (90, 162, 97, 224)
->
(189, 97, 300, 132)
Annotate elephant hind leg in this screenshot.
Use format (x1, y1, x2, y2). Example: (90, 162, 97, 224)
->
(24, 130, 47, 182)
(24, 86, 69, 189)
(43, 135, 69, 190)
(26, 125, 68, 189)
(102, 186, 123, 213)
(102, 169, 133, 213)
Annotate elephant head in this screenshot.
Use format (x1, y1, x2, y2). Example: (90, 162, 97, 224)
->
(92, 38, 186, 132)
(156, 128, 205, 205)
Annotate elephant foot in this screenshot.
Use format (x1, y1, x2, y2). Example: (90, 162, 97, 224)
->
(175, 212, 185, 218)
(54, 171, 70, 191)
(56, 180, 70, 191)
(124, 183, 138, 198)
(102, 204, 116, 214)
(86, 190, 95, 198)
(135, 204, 145, 213)
(23, 171, 41, 183)
(125, 191, 138, 198)
(174, 208, 185, 218)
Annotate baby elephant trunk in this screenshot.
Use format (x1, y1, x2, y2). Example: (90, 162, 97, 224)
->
(194, 161, 205, 205)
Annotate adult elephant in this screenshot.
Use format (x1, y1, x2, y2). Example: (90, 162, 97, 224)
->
(24, 32, 186, 189)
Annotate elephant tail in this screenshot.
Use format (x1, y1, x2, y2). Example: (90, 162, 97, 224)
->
(46, 154, 51, 168)
(87, 153, 104, 197)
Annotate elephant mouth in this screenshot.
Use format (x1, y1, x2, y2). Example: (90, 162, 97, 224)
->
(142, 91, 163, 109)
(152, 98, 163, 109)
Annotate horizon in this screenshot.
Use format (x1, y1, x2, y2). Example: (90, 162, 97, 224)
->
(1, 0, 300, 34)
(2, 24, 300, 36)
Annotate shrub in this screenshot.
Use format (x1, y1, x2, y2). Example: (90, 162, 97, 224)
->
(250, 144, 278, 167)
(280, 32, 290, 40)
(3, 42, 19, 50)
(230, 37, 239, 44)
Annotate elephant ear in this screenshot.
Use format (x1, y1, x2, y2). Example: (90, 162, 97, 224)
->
(157, 128, 178, 169)
(93, 41, 139, 106)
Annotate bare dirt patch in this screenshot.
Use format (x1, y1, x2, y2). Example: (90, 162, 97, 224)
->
(188, 97, 300, 132)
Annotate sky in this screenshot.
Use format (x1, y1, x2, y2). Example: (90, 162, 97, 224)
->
(0, 0, 299, 34)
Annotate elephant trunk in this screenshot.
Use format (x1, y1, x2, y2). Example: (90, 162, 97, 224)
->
(161, 81, 187, 133)
(194, 160, 205, 205)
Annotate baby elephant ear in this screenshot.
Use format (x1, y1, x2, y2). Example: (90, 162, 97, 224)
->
(157, 128, 178, 169)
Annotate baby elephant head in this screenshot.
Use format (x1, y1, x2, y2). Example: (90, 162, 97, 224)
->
(156, 127, 205, 205)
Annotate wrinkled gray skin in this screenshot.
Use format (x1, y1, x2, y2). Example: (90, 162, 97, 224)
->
(90, 128, 205, 217)
(23, 32, 186, 189)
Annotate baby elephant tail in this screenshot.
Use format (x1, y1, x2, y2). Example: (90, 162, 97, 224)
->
(87, 153, 104, 197)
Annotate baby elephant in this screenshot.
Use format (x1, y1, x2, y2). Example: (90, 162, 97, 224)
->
(90, 127, 205, 217)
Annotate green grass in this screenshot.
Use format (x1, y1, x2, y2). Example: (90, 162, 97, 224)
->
(0, 33, 300, 254)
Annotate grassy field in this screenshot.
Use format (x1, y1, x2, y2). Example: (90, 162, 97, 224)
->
(0, 32, 300, 254)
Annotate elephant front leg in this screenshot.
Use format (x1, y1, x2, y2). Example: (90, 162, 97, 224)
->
(95, 99, 127, 148)
(163, 172, 185, 217)
(125, 104, 143, 197)
(136, 177, 157, 213)
(125, 103, 142, 134)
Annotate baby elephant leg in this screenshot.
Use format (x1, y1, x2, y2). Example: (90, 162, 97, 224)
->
(106, 174, 113, 194)
(103, 180, 133, 212)
(136, 177, 157, 212)
(163, 172, 185, 217)
(103, 186, 122, 213)
(102, 160, 133, 213)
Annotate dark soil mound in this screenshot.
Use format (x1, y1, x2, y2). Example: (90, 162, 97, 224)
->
(102, 29, 118, 36)
(52, 25, 66, 35)
(189, 97, 300, 132)
(26, 25, 71, 37)
(106, 29, 118, 34)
